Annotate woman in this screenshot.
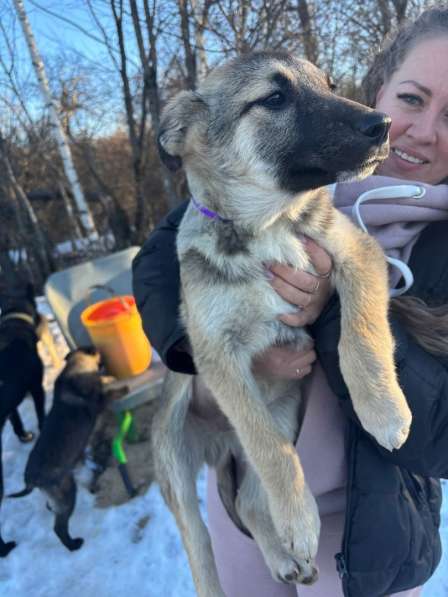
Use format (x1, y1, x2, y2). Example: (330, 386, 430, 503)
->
(133, 7, 448, 597)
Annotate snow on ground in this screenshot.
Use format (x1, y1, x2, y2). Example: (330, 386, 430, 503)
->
(0, 298, 446, 596)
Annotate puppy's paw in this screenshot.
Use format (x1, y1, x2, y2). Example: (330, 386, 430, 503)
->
(272, 553, 318, 586)
(355, 387, 412, 451)
(270, 485, 320, 584)
(66, 537, 84, 551)
(18, 431, 34, 443)
(0, 540, 17, 557)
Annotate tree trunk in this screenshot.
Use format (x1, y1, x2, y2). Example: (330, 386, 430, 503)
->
(178, 0, 197, 90)
(0, 136, 53, 278)
(13, 0, 100, 242)
(297, 0, 319, 65)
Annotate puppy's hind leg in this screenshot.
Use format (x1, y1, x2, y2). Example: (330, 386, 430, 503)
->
(9, 410, 34, 443)
(30, 378, 46, 432)
(47, 474, 84, 551)
(153, 372, 225, 597)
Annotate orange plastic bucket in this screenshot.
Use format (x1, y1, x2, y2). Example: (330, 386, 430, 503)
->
(81, 295, 151, 379)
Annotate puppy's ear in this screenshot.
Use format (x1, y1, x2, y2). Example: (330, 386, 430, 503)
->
(158, 90, 207, 172)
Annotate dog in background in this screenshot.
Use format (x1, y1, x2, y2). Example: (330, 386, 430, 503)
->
(153, 51, 412, 596)
(0, 279, 48, 556)
(10, 347, 127, 552)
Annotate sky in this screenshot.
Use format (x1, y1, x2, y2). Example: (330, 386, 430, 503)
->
(0, 0, 138, 135)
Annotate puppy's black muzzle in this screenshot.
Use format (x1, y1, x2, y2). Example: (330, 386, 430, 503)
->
(277, 91, 392, 193)
(356, 112, 391, 146)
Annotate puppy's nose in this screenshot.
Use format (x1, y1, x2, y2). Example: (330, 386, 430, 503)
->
(357, 112, 391, 144)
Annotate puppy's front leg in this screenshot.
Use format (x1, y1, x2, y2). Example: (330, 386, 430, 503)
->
(317, 210, 412, 451)
(201, 357, 320, 584)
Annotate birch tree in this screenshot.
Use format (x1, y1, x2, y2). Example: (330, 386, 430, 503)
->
(12, 0, 100, 242)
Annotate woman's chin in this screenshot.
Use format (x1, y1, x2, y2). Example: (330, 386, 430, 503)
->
(376, 160, 427, 183)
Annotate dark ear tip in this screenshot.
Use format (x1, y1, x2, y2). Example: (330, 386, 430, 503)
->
(157, 136, 182, 172)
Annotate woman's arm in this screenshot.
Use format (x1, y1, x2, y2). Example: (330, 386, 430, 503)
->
(310, 292, 448, 479)
(132, 201, 196, 374)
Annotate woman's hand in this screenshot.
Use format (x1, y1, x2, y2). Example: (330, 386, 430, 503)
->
(267, 237, 333, 327)
(252, 343, 317, 381)
(252, 238, 333, 381)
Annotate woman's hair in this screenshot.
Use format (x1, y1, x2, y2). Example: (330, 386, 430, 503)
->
(362, 6, 448, 107)
(362, 7, 448, 357)
(390, 297, 448, 357)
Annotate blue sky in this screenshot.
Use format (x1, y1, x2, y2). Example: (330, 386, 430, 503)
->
(15, 1, 114, 62)
(0, 0, 140, 134)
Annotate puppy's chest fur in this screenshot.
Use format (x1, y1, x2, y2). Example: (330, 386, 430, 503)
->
(177, 206, 311, 356)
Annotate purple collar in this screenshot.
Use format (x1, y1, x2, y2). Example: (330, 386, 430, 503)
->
(191, 196, 231, 223)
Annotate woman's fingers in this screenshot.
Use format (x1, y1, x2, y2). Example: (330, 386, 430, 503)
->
(268, 263, 320, 294)
(270, 274, 313, 307)
(266, 237, 334, 326)
(304, 237, 333, 277)
(252, 344, 317, 380)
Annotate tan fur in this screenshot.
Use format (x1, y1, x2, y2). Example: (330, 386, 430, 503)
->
(36, 314, 63, 369)
(153, 52, 411, 596)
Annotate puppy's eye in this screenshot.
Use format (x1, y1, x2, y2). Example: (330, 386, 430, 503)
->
(259, 91, 286, 109)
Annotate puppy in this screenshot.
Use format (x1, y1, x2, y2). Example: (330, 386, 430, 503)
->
(0, 280, 47, 556)
(153, 51, 412, 596)
(9, 347, 126, 552)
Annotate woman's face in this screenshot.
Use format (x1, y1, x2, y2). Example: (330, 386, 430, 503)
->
(375, 36, 448, 184)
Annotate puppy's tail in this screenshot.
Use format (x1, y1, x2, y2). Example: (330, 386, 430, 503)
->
(8, 485, 33, 498)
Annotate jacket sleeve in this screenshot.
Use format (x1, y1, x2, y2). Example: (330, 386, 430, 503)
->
(310, 295, 448, 479)
(132, 202, 196, 374)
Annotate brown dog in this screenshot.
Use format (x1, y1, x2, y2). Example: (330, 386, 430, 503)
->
(10, 347, 127, 551)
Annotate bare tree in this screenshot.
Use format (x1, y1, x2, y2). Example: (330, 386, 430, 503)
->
(13, 0, 100, 242)
(296, 0, 319, 64)
(0, 133, 53, 279)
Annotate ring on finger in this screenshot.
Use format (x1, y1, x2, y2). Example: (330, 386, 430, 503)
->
(312, 279, 320, 294)
(316, 269, 331, 279)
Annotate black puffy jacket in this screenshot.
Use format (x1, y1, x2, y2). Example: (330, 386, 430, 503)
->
(132, 204, 447, 597)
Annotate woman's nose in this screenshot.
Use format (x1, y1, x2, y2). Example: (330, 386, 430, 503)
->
(407, 110, 438, 145)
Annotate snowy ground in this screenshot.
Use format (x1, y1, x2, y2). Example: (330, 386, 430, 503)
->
(0, 298, 446, 597)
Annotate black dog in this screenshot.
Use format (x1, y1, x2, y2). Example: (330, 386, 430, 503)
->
(0, 280, 46, 557)
(10, 347, 126, 552)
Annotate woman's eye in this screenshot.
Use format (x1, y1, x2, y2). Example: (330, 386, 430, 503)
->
(397, 93, 423, 107)
(259, 92, 286, 109)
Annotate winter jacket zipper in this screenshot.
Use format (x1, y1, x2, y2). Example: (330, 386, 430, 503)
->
(336, 422, 357, 597)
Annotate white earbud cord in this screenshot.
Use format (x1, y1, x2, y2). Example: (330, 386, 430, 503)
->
(351, 185, 426, 297)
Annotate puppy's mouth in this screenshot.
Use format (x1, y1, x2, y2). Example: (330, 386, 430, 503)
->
(290, 156, 382, 182)
(289, 166, 329, 180)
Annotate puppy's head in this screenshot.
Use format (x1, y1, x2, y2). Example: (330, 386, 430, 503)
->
(0, 277, 37, 317)
(159, 52, 390, 221)
(64, 346, 101, 372)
